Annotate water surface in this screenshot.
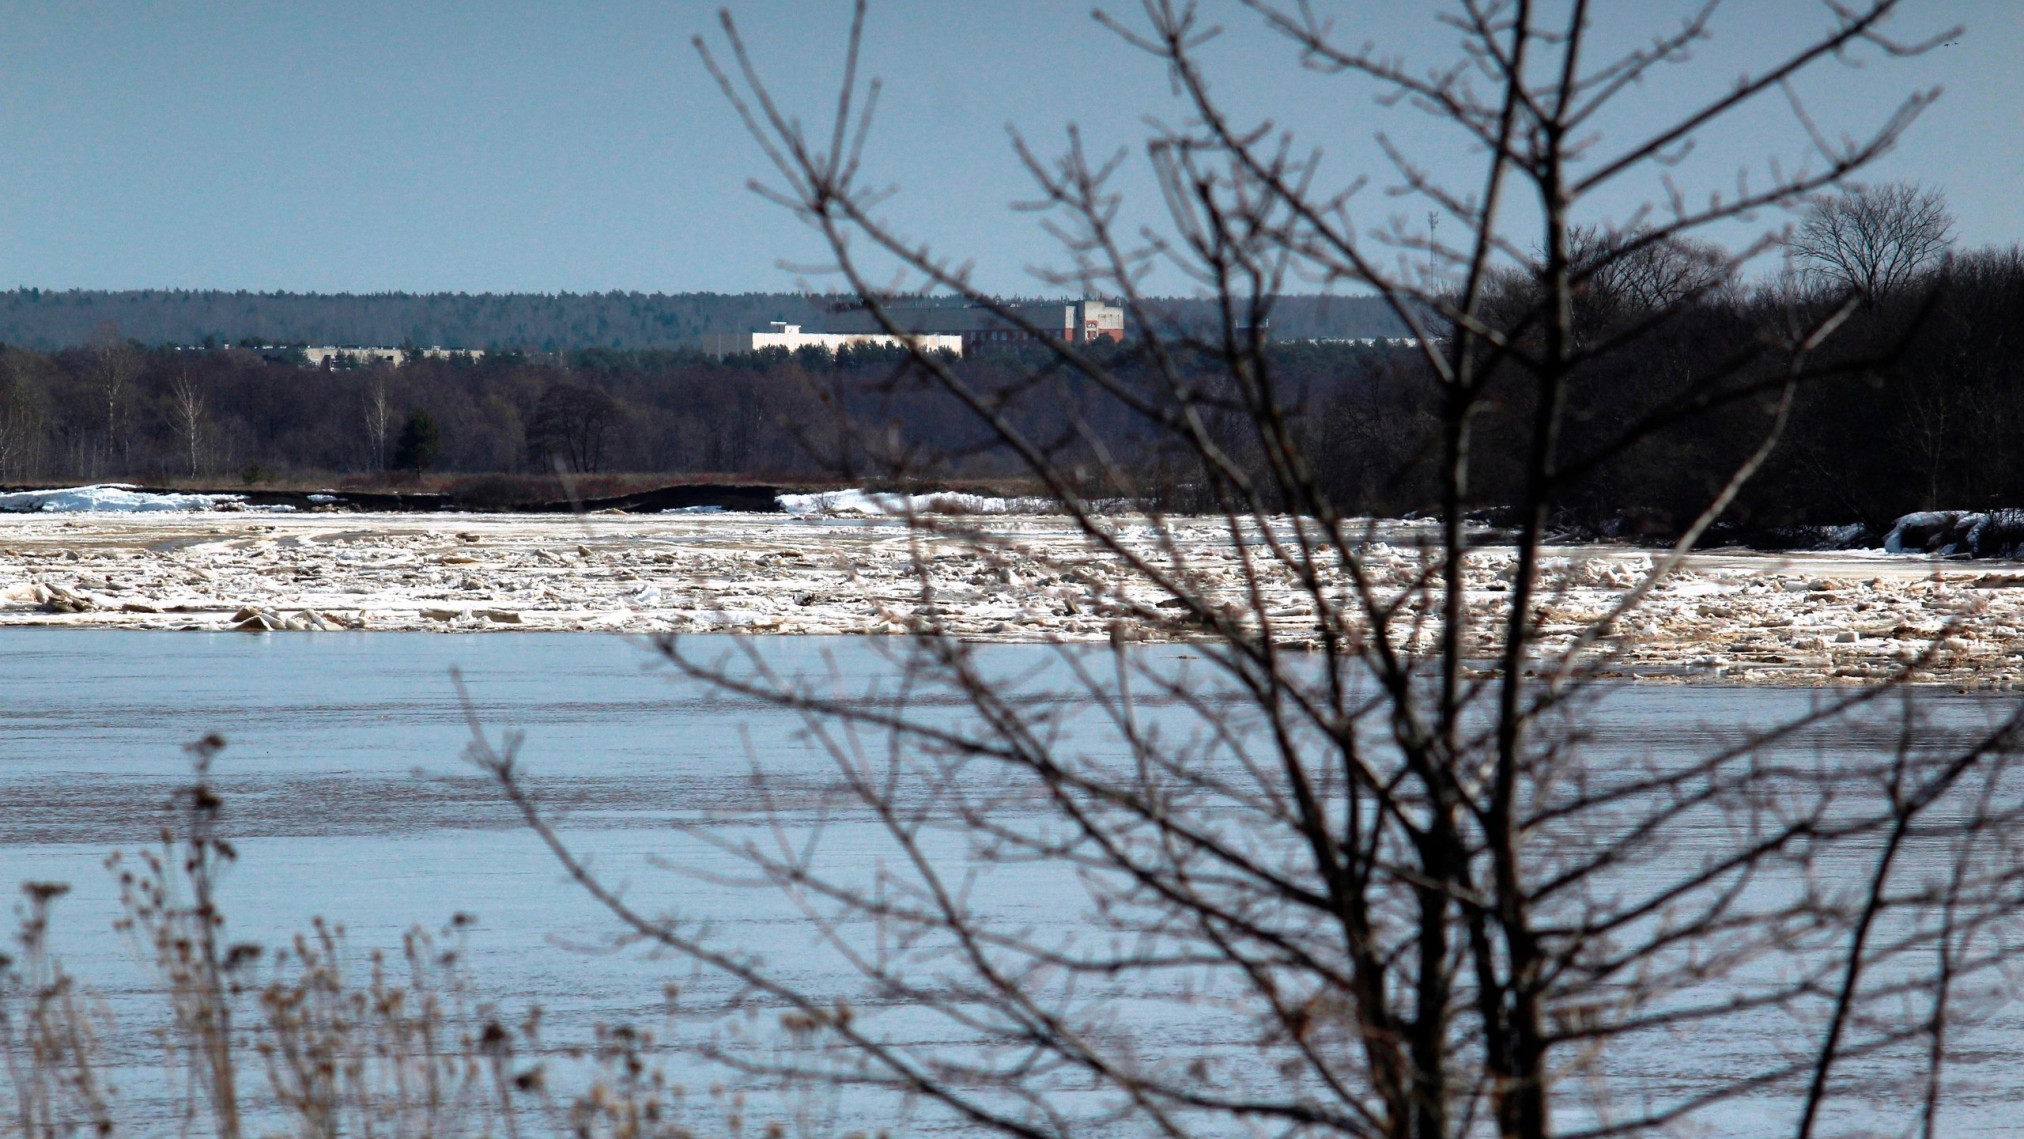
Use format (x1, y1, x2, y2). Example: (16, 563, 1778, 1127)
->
(3, 630, 2020, 1136)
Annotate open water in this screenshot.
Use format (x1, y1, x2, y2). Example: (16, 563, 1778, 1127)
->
(3, 630, 2022, 1136)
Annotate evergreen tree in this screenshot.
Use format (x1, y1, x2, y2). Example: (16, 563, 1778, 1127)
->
(392, 409, 440, 472)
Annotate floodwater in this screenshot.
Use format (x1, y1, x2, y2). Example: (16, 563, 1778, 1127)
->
(3, 630, 2022, 1136)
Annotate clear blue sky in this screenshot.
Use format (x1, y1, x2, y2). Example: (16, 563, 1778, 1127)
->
(0, 1, 2011, 294)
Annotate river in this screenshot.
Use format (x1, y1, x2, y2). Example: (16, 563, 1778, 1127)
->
(3, 630, 2020, 1136)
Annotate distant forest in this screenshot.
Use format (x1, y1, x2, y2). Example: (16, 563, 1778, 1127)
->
(0, 237, 2019, 538)
(3, 226, 2022, 537)
(0, 289, 1409, 352)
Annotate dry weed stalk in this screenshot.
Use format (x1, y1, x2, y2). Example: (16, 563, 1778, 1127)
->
(5, 736, 802, 1139)
(2, 884, 115, 1139)
(112, 733, 246, 1139)
(256, 917, 502, 1139)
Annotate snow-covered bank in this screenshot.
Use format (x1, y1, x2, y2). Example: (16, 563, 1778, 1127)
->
(0, 483, 1047, 518)
(0, 484, 252, 513)
(1883, 510, 2024, 558)
(776, 489, 1055, 516)
(2, 511, 2022, 686)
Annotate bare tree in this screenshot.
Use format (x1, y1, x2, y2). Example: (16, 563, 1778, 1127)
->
(525, 380, 623, 474)
(0, 355, 45, 484)
(469, 4, 2024, 1138)
(169, 370, 208, 480)
(1790, 181, 1954, 299)
(1568, 225, 1733, 313)
(364, 375, 394, 472)
(88, 328, 143, 478)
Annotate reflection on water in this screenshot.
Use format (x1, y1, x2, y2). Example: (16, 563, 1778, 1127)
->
(2, 630, 2020, 1135)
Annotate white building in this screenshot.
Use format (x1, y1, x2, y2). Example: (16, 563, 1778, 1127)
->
(301, 346, 483, 367)
(700, 323, 965, 360)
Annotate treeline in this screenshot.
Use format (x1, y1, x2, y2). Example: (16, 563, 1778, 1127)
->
(0, 290, 1407, 353)
(0, 291, 837, 353)
(0, 331, 1430, 492)
(1294, 243, 2024, 534)
(2, 240, 2019, 535)
(0, 337, 1204, 487)
(0, 342, 837, 485)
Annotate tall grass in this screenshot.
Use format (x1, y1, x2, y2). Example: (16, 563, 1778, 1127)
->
(1, 738, 834, 1139)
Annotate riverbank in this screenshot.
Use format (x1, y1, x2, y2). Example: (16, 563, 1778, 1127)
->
(1, 511, 2018, 686)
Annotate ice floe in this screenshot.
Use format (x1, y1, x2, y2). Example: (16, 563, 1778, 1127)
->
(0, 510, 2019, 687)
(1884, 510, 2024, 558)
(0, 484, 243, 513)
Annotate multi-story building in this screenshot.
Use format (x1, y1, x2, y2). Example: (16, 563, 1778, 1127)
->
(824, 299, 1125, 350)
(300, 345, 483, 367)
